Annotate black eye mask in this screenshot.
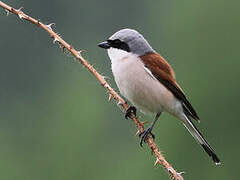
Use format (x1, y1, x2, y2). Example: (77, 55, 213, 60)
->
(107, 39, 130, 52)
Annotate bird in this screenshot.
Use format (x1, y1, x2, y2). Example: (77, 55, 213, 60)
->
(98, 28, 220, 165)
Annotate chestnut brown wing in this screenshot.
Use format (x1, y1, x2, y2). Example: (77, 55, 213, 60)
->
(140, 53, 200, 121)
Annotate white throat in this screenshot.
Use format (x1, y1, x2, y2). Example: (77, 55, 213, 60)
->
(107, 47, 133, 64)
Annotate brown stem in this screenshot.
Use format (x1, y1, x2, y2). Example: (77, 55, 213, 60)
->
(0, 1, 184, 179)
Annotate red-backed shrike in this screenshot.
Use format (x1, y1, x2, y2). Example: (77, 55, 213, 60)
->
(98, 29, 220, 165)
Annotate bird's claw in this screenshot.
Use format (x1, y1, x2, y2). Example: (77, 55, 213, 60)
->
(139, 127, 155, 146)
(125, 106, 137, 119)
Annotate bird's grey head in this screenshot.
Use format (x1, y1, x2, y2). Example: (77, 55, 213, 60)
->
(98, 29, 155, 56)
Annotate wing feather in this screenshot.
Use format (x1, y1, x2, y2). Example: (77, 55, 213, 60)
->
(140, 53, 200, 121)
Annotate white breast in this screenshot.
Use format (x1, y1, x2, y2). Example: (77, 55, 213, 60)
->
(107, 48, 183, 116)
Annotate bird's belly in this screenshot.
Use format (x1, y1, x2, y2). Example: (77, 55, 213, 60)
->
(111, 56, 181, 115)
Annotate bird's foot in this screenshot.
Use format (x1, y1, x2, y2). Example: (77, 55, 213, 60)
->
(125, 106, 137, 119)
(139, 127, 155, 147)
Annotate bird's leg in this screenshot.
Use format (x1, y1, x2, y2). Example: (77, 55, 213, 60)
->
(139, 112, 161, 146)
(125, 106, 137, 119)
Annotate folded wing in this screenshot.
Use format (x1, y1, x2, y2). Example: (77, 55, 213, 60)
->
(140, 53, 200, 122)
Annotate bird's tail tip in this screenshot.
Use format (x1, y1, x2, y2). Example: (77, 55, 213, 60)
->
(201, 144, 221, 165)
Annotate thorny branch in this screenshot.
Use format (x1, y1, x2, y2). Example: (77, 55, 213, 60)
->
(0, 1, 184, 180)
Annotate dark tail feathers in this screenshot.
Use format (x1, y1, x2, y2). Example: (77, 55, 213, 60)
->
(183, 115, 221, 165)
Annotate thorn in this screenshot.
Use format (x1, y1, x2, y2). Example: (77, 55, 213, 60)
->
(135, 130, 140, 136)
(46, 23, 55, 31)
(5, 9, 10, 16)
(167, 168, 174, 179)
(167, 168, 184, 180)
(178, 171, 185, 175)
(76, 50, 86, 58)
(176, 172, 185, 180)
(167, 168, 173, 173)
(154, 158, 160, 167)
(77, 49, 86, 55)
(16, 7, 24, 19)
(17, 7, 24, 11)
(53, 37, 59, 44)
(62, 46, 66, 53)
(117, 101, 123, 106)
(102, 76, 106, 80)
(108, 94, 113, 102)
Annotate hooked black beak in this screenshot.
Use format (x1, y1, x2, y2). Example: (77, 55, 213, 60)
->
(98, 41, 110, 49)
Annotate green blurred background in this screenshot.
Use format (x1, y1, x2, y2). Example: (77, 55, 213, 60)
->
(0, 0, 239, 179)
